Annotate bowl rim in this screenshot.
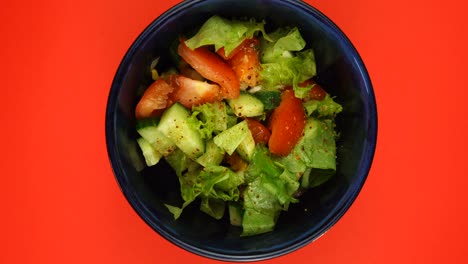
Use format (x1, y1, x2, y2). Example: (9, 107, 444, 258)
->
(105, 0, 378, 261)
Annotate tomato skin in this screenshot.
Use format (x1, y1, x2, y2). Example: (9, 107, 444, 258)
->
(178, 39, 240, 99)
(227, 38, 261, 87)
(268, 89, 306, 156)
(245, 118, 271, 144)
(300, 79, 327, 101)
(135, 78, 174, 119)
(167, 74, 220, 109)
(179, 60, 205, 81)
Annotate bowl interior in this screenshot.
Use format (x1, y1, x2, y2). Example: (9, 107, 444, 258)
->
(106, 0, 376, 261)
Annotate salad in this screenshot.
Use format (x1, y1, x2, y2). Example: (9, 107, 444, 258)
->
(134, 16, 343, 236)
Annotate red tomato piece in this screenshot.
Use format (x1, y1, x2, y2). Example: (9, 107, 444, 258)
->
(228, 38, 261, 87)
(245, 118, 271, 144)
(178, 39, 240, 99)
(300, 79, 327, 101)
(167, 74, 221, 109)
(135, 78, 174, 119)
(268, 89, 306, 156)
(179, 60, 205, 81)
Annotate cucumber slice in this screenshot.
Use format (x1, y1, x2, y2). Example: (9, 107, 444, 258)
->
(136, 137, 162, 166)
(136, 118, 177, 156)
(157, 103, 205, 159)
(251, 91, 281, 111)
(228, 93, 264, 117)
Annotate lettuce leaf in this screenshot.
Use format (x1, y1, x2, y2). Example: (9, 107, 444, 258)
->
(242, 177, 282, 236)
(260, 27, 306, 63)
(303, 95, 343, 117)
(259, 27, 317, 98)
(189, 101, 228, 140)
(165, 164, 244, 220)
(260, 49, 317, 97)
(199, 165, 244, 201)
(200, 196, 226, 220)
(293, 118, 337, 170)
(185, 15, 271, 56)
(241, 145, 302, 235)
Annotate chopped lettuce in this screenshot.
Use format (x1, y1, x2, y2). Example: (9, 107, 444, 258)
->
(301, 168, 335, 189)
(213, 120, 250, 155)
(245, 144, 282, 183)
(199, 165, 244, 201)
(261, 27, 306, 63)
(196, 140, 225, 167)
(200, 196, 226, 220)
(303, 95, 343, 117)
(260, 49, 317, 97)
(185, 15, 271, 56)
(189, 101, 228, 140)
(165, 164, 244, 220)
(242, 177, 282, 236)
(241, 145, 301, 236)
(259, 27, 317, 98)
(291, 118, 338, 171)
(164, 148, 190, 177)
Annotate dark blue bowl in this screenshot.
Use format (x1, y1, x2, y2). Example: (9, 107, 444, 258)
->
(106, 0, 377, 261)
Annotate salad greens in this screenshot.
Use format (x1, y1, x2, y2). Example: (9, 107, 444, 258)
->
(135, 15, 343, 236)
(185, 16, 272, 57)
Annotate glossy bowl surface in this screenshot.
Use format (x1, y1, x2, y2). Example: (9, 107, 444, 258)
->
(106, 0, 377, 261)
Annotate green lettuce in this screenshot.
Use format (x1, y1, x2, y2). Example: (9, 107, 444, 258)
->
(165, 164, 244, 220)
(293, 118, 337, 170)
(303, 95, 343, 117)
(301, 168, 335, 189)
(185, 15, 271, 56)
(241, 145, 302, 236)
(242, 177, 282, 236)
(189, 101, 228, 140)
(259, 27, 317, 98)
(164, 148, 190, 177)
(260, 49, 317, 98)
(260, 27, 306, 63)
(200, 196, 226, 220)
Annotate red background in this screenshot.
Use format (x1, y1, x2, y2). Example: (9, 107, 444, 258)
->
(2, 0, 467, 263)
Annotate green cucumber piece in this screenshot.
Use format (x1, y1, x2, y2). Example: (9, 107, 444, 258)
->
(157, 103, 205, 159)
(251, 91, 281, 111)
(136, 137, 162, 166)
(228, 93, 264, 117)
(136, 118, 177, 156)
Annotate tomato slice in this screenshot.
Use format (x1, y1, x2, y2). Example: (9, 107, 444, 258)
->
(135, 78, 174, 119)
(245, 118, 271, 144)
(300, 79, 327, 101)
(179, 60, 205, 81)
(268, 89, 306, 156)
(178, 39, 240, 99)
(228, 38, 261, 88)
(167, 74, 220, 109)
